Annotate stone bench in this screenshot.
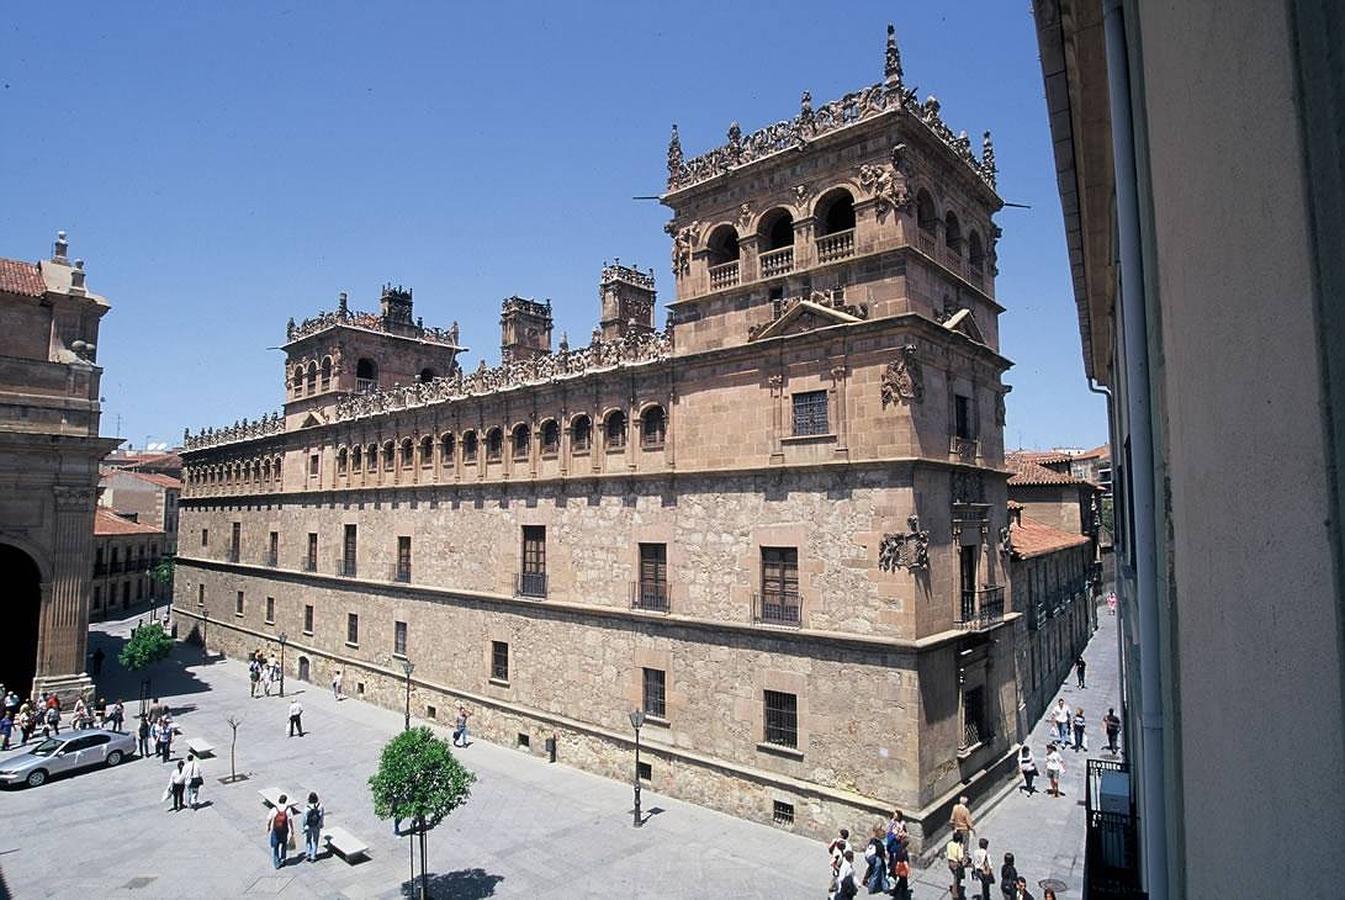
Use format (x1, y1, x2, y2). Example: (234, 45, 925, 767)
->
(258, 786, 295, 809)
(323, 825, 369, 862)
(185, 737, 214, 757)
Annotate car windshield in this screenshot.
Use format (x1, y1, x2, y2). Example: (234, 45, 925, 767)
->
(29, 738, 62, 757)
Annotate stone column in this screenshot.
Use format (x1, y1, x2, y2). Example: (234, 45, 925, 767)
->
(35, 485, 96, 701)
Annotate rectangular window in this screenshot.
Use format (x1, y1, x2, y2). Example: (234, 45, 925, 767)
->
(763, 689, 798, 748)
(197, 584, 205, 607)
(396, 536, 411, 582)
(229, 522, 240, 562)
(265, 596, 275, 624)
(791, 390, 829, 436)
(303, 604, 314, 635)
(346, 612, 359, 646)
(642, 667, 666, 719)
(759, 547, 800, 624)
(519, 525, 546, 597)
(955, 393, 974, 439)
(306, 532, 318, 572)
(342, 524, 357, 576)
(636, 760, 652, 781)
(636, 543, 668, 610)
(309, 453, 320, 476)
(201, 528, 209, 548)
(235, 591, 244, 617)
(268, 531, 279, 567)
(963, 685, 987, 749)
(394, 620, 408, 657)
(491, 640, 509, 682)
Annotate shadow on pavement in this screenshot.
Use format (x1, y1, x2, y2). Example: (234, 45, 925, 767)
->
(402, 868, 505, 899)
(86, 630, 214, 709)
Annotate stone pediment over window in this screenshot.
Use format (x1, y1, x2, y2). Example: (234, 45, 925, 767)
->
(941, 308, 986, 345)
(299, 412, 325, 428)
(749, 292, 868, 341)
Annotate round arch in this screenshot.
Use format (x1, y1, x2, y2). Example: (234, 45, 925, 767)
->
(0, 542, 44, 694)
(813, 187, 857, 236)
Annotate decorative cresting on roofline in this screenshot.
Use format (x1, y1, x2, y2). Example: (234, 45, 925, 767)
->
(665, 23, 997, 194)
(284, 288, 463, 348)
(600, 260, 656, 291)
(331, 326, 674, 423)
(183, 412, 284, 451)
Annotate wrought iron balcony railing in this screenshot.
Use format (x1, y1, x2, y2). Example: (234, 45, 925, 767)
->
(516, 571, 547, 599)
(753, 591, 801, 627)
(630, 581, 670, 612)
(958, 586, 1005, 629)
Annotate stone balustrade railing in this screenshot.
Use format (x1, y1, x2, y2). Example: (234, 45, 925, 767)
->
(759, 246, 795, 278)
(286, 307, 461, 348)
(816, 229, 856, 264)
(184, 412, 284, 451)
(708, 260, 740, 290)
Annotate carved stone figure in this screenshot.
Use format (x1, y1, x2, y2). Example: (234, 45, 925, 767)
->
(793, 183, 812, 206)
(999, 525, 1013, 555)
(737, 203, 753, 229)
(668, 221, 698, 278)
(880, 345, 924, 407)
(858, 145, 912, 222)
(667, 124, 683, 187)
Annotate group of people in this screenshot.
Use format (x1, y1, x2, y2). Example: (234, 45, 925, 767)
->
(139, 697, 178, 762)
(826, 809, 913, 899)
(264, 792, 326, 868)
(162, 751, 206, 811)
(0, 687, 132, 751)
(248, 651, 284, 698)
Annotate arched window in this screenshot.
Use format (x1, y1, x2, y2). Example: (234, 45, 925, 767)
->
(293, 366, 305, 396)
(571, 415, 592, 453)
(366, 443, 378, 471)
(356, 358, 378, 393)
(512, 424, 530, 460)
(968, 230, 985, 271)
(758, 208, 796, 251)
(336, 447, 348, 474)
(540, 419, 560, 454)
(306, 361, 318, 394)
(944, 210, 962, 252)
(418, 368, 436, 383)
(399, 437, 414, 469)
(462, 430, 478, 462)
(351, 445, 362, 471)
(382, 440, 395, 469)
(605, 410, 627, 449)
(440, 433, 455, 466)
(485, 427, 503, 461)
(705, 224, 740, 266)
(916, 189, 937, 232)
(641, 405, 667, 448)
(815, 188, 856, 236)
(320, 357, 333, 391)
(419, 435, 433, 467)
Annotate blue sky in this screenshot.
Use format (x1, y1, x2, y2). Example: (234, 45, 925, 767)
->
(1, 1, 1106, 452)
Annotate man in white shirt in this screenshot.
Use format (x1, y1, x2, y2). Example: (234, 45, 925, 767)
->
(1052, 698, 1071, 745)
(288, 699, 304, 737)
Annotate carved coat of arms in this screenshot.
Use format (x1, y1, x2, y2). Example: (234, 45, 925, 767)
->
(881, 345, 924, 408)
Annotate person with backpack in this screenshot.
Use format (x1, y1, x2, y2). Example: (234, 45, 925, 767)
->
(265, 794, 298, 869)
(302, 792, 325, 862)
(43, 703, 60, 737)
(971, 837, 995, 900)
(1000, 853, 1019, 900)
(890, 839, 912, 900)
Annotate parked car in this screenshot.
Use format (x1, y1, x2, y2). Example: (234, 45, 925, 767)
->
(0, 729, 138, 788)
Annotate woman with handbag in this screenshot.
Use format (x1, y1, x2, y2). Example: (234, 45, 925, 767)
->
(971, 837, 995, 900)
(889, 840, 912, 900)
(184, 752, 204, 809)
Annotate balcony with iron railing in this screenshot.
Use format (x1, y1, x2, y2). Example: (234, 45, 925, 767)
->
(515, 571, 547, 599)
(266, 549, 278, 568)
(630, 580, 670, 613)
(392, 562, 411, 584)
(958, 585, 1005, 629)
(816, 229, 855, 264)
(338, 557, 357, 578)
(759, 246, 794, 278)
(303, 556, 317, 573)
(708, 260, 740, 290)
(1084, 758, 1144, 898)
(949, 434, 980, 463)
(753, 591, 801, 627)
(227, 546, 240, 564)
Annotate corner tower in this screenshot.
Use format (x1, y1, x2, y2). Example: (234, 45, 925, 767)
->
(499, 296, 553, 362)
(598, 261, 657, 341)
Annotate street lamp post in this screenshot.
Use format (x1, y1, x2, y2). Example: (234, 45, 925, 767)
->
(628, 709, 645, 827)
(400, 658, 415, 732)
(278, 632, 288, 697)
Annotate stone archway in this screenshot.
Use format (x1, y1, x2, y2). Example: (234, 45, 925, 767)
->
(0, 544, 43, 696)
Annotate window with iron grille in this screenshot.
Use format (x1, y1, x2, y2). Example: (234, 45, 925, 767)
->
(962, 685, 987, 748)
(486, 428, 502, 461)
(773, 800, 795, 826)
(463, 431, 478, 462)
(303, 604, 314, 634)
(347, 612, 359, 646)
(397, 536, 411, 582)
(394, 620, 408, 657)
(641, 406, 666, 447)
(268, 531, 279, 567)
(491, 640, 509, 682)
(235, 591, 244, 617)
(571, 416, 591, 452)
(955, 393, 974, 439)
(638, 543, 668, 609)
(309, 453, 320, 476)
(343, 524, 357, 576)
(306, 532, 318, 572)
(519, 526, 546, 597)
(763, 690, 798, 748)
(791, 390, 829, 436)
(605, 411, 627, 448)
(642, 667, 666, 719)
(760, 547, 800, 623)
(541, 420, 560, 454)
(265, 596, 275, 624)
(512, 425, 530, 459)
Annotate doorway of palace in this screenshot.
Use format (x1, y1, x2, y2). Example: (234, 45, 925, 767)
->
(0, 544, 42, 696)
(297, 656, 310, 683)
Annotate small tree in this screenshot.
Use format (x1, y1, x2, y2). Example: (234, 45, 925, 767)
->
(369, 727, 476, 898)
(149, 553, 176, 594)
(118, 622, 174, 671)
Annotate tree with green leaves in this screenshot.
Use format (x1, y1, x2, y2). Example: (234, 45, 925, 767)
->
(149, 553, 175, 592)
(118, 622, 174, 671)
(369, 727, 476, 899)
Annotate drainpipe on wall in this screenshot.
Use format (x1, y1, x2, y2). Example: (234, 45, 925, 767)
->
(1103, 3, 1170, 899)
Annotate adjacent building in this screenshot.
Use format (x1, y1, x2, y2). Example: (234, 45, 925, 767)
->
(0, 233, 118, 700)
(91, 508, 166, 620)
(176, 26, 1023, 846)
(1033, 1, 1345, 896)
(99, 469, 183, 556)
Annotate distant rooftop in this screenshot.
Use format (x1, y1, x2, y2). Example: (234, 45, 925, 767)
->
(94, 507, 163, 537)
(285, 285, 464, 349)
(1010, 513, 1091, 559)
(1006, 452, 1094, 487)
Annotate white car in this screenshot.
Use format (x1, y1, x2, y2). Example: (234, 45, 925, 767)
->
(0, 729, 138, 787)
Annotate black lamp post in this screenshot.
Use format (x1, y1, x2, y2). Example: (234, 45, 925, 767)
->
(277, 632, 288, 697)
(400, 658, 415, 731)
(629, 708, 645, 827)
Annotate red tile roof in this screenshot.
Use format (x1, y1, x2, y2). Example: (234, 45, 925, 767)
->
(0, 257, 46, 298)
(1006, 453, 1092, 487)
(94, 508, 164, 537)
(1011, 514, 1091, 559)
(1073, 443, 1111, 461)
(123, 471, 183, 490)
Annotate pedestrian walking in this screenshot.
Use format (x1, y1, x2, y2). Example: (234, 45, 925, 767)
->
(1019, 745, 1038, 794)
(262, 663, 273, 697)
(288, 699, 304, 737)
(971, 837, 994, 900)
(950, 794, 975, 849)
(111, 700, 125, 733)
(862, 823, 890, 894)
(889, 839, 911, 900)
(946, 832, 967, 900)
(835, 848, 858, 899)
(0, 712, 12, 751)
(1042, 888, 1058, 900)
(184, 753, 204, 809)
(827, 828, 849, 899)
(1107, 591, 1117, 615)
(452, 705, 471, 747)
(137, 715, 151, 757)
(1045, 743, 1066, 797)
(1075, 655, 1087, 688)
(250, 659, 261, 698)
(165, 760, 187, 811)
(1000, 852, 1018, 900)
(331, 669, 342, 700)
(19, 707, 35, 745)
(302, 792, 325, 862)
(1012, 876, 1035, 899)
(1051, 698, 1071, 745)
(43, 704, 60, 737)
(1103, 707, 1121, 754)
(157, 717, 175, 762)
(885, 808, 908, 857)
(265, 795, 298, 869)
(1072, 707, 1088, 752)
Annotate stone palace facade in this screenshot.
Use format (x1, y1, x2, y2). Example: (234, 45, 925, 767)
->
(175, 26, 1022, 846)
